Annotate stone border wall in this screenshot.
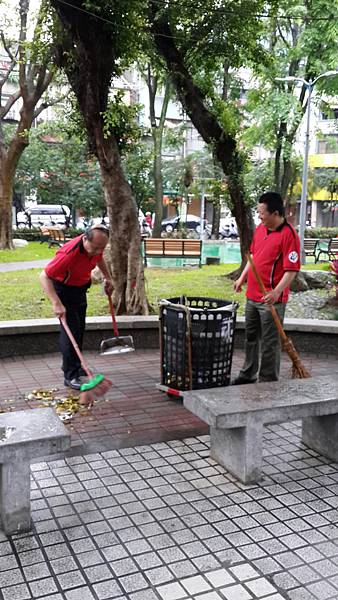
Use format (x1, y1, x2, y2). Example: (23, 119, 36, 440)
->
(0, 316, 337, 359)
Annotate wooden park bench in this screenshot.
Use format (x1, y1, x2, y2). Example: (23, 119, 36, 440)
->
(316, 238, 338, 262)
(39, 226, 69, 247)
(303, 238, 319, 262)
(144, 238, 202, 268)
(47, 227, 69, 247)
(184, 374, 338, 484)
(0, 408, 70, 534)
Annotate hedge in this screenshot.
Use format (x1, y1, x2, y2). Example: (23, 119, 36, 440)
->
(305, 227, 338, 239)
(13, 227, 82, 241)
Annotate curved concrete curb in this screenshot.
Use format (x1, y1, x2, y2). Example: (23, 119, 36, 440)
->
(0, 315, 337, 358)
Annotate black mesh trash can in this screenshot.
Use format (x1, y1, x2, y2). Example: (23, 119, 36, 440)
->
(159, 296, 238, 392)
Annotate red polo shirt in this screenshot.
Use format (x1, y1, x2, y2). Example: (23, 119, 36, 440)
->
(45, 235, 103, 287)
(247, 220, 300, 303)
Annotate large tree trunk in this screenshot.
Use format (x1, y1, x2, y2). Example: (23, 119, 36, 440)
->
(0, 165, 14, 249)
(95, 130, 148, 314)
(52, 0, 149, 314)
(149, 9, 253, 265)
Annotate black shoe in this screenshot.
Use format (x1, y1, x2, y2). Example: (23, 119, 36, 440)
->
(64, 377, 82, 390)
(231, 376, 257, 385)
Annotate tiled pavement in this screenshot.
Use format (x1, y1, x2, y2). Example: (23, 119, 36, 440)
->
(0, 349, 338, 600)
(0, 349, 333, 454)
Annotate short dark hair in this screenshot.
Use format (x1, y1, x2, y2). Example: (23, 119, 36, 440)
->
(84, 225, 109, 241)
(258, 191, 284, 216)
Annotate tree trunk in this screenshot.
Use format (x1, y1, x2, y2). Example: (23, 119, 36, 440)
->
(152, 130, 164, 237)
(0, 164, 14, 249)
(94, 129, 148, 315)
(150, 10, 253, 265)
(227, 165, 253, 275)
(51, 1, 149, 315)
(280, 157, 293, 200)
(211, 201, 220, 238)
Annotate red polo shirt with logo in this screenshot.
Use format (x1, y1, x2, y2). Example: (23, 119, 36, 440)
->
(45, 235, 103, 287)
(247, 220, 300, 303)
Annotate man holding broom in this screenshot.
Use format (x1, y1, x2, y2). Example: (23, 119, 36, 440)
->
(40, 225, 113, 390)
(233, 191, 300, 384)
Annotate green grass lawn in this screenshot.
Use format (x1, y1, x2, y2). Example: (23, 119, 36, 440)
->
(0, 242, 55, 262)
(0, 242, 331, 321)
(0, 264, 245, 320)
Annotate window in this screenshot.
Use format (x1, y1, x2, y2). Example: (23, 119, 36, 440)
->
(317, 136, 338, 154)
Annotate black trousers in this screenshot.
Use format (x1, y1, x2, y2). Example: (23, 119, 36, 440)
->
(53, 281, 89, 381)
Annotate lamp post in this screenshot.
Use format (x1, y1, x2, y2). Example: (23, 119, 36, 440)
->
(276, 71, 338, 264)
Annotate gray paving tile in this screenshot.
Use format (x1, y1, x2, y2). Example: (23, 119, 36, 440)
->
(57, 570, 86, 589)
(2, 583, 32, 600)
(29, 577, 59, 597)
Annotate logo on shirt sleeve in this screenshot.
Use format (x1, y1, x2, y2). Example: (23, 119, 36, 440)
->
(288, 251, 299, 263)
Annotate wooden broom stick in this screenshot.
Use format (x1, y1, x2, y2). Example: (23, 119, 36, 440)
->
(246, 254, 310, 379)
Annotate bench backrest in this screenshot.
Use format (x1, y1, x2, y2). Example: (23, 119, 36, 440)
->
(329, 238, 338, 252)
(144, 238, 202, 256)
(184, 374, 338, 428)
(303, 239, 317, 250)
(49, 228, 66, 242)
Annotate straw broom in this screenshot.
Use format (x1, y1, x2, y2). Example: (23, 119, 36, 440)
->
(246, 254, 310, 379)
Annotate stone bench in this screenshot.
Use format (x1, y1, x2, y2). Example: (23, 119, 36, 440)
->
(0, 408, 70, 535)
(183, 374, 338, 484)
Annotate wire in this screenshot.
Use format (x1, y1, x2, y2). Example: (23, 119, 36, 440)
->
(52, 0, 338, 28)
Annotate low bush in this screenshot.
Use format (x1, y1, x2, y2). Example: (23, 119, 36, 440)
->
(305, 227, 338, 239)
(13, 227, 82, 241)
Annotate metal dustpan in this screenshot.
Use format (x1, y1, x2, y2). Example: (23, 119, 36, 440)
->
(100, 296, 135, 355)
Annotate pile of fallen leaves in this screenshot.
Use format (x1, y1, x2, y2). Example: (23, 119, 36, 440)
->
(26, 388, 91, 422)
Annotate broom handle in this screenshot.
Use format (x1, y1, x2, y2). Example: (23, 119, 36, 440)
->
(108, 295, 119, 337)
(246, 254, 288, 343)
(59, 316, 93, 378)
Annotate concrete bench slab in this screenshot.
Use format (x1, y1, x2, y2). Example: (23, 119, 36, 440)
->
(184, 374, 338, 484)
(0, 408, 70, 535)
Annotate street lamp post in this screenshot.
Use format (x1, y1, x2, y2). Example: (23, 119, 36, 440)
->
(276, 71, 338, 264)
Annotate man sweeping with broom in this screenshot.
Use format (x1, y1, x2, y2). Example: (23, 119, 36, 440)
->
(233, 191, 301, 384)
(40, 225, 113, 392)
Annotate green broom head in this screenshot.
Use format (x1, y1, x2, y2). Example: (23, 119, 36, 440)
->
(80, 374, 105, 392)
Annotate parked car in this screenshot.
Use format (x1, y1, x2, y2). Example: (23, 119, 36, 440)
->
(161, 214, 207, 235)
(17, 204, 70, 229)
(219, 218, 238, 239)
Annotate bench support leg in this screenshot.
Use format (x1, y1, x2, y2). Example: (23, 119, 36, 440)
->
(302, 415, 338, 462)
(0, 460, 31, 535)
(210, 419, 263, 484)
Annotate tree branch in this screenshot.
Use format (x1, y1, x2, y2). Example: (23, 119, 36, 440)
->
(33, 90, 68, 119)
(18, 0, 29, 100)
(0, 30, 16, 62)
(0, 90, 22, 119)
(276, 21, 290, 48)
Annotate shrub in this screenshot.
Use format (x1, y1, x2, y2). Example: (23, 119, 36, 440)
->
(13, 227, 82, 241)
(305, 227, 338, 239)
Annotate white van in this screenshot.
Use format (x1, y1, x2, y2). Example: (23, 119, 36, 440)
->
(17, 204, 70, 228)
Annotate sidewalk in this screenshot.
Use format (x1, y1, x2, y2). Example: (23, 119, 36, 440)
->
(0, 349, 337, 600)
(0, 260, 49, 272)
(0, 349, 331, 455)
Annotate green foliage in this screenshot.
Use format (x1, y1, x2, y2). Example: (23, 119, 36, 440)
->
(243, 159, 275, 201)
(102, 91, 142, 152)
(313, 168, 338, 201)
(13, 118, 105, 218)
(213, 98, 240, 138)
(243, 0, 338, 196)
(122, 142, 154, 210)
